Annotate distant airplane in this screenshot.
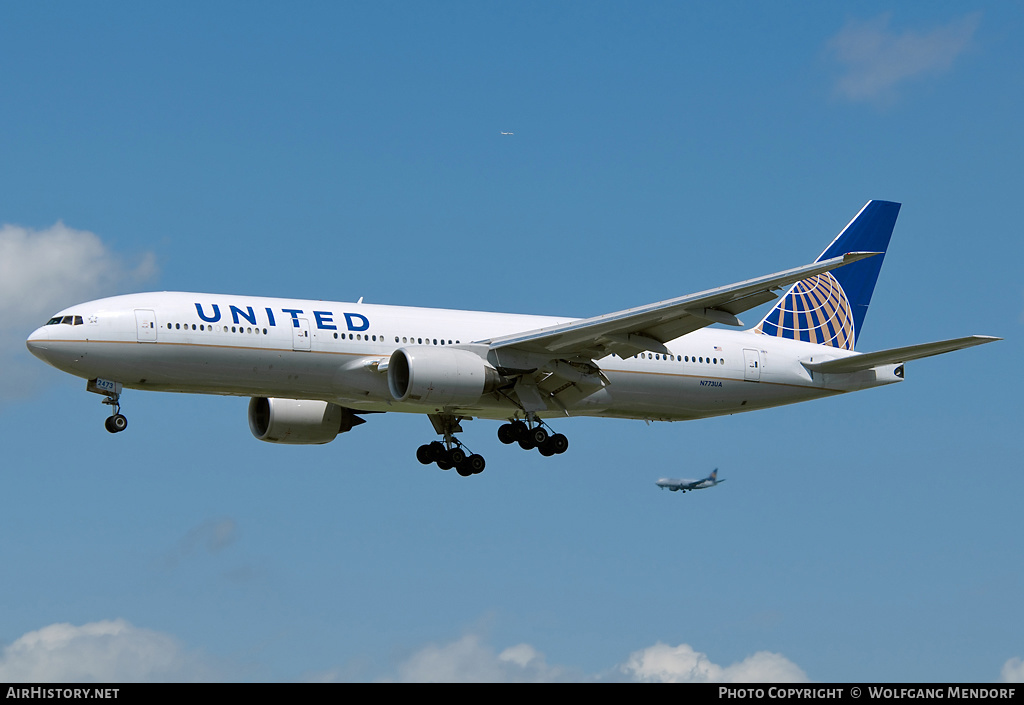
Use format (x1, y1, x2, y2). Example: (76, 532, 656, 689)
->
(26, 200, 999, 478)
(657, 469, 725, 493)
(500, 131, 514, 135)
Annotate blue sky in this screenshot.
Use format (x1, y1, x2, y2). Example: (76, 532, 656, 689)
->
(1, 2, 1020, 682)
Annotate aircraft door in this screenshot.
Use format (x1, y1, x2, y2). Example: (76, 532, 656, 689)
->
(135, 309, 157, 342)
(743, 348, 761, 381)
(292, 318, 311, 351)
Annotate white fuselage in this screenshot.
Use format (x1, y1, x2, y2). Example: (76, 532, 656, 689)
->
(26, 291, 903, 423)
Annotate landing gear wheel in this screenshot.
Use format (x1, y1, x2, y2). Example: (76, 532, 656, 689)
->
(468, 454, 485, 474)
(104, 414, 128, 434)
(416, 445, 434, 465)
(549, 433, 568, 455)
(497, 423, 516, 445)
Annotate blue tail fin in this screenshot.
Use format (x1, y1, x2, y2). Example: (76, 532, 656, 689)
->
(753, 200, 901, 350)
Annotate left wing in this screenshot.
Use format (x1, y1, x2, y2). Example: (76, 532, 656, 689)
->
(483, 252, 877, 361)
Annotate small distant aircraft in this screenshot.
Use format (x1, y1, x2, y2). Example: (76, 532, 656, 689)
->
(500, 131, 514, 135)
(656, 469, 725, 493)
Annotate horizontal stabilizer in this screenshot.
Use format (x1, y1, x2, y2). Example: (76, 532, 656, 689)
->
(802, 335, 1000, 374)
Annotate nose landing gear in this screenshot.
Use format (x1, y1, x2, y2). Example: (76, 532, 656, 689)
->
(87, 379, 128, 434)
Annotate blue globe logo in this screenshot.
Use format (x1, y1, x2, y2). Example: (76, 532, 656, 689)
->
(755, 272, 855, 350)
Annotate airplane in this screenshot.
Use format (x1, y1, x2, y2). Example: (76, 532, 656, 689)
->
(26, 200, 999, 477)
(500, 131, 514, 135)
(656, 469, 724, 493)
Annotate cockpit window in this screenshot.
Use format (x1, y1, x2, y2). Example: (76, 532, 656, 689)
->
(46, 315, 85, 326)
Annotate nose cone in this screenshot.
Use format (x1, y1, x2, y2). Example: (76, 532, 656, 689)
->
(26, 325, 51, 362)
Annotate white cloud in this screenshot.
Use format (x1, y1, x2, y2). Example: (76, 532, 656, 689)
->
(1002, 657, 1024, 683)
(393, 634, 573, 683)
(621, 642, 809, 683)
(0, 620, 216, 682)
(827, 13, 980, 104)
(337, 633, 807, 683)
(0, 222, 156, 400)
(5, 621, 812, 683)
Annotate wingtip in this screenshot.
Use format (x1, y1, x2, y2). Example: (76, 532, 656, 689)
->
(843, 250, 882, 262)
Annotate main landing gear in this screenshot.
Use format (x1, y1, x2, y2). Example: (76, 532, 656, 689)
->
(497, 418, 568, 457)
(416, 440, 486, 477)
(415, 413, 569, 476)
(417, 414, 486, 477)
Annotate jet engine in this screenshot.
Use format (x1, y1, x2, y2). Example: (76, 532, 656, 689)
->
(387, 347, 503, 406)
(248, 397, 365, 444)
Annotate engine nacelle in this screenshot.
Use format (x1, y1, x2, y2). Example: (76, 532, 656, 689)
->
(248, 397, 362, 444)
(387, 347, 502, 406)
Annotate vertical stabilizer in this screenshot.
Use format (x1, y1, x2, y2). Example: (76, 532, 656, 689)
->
(753, 200, 901, 350)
